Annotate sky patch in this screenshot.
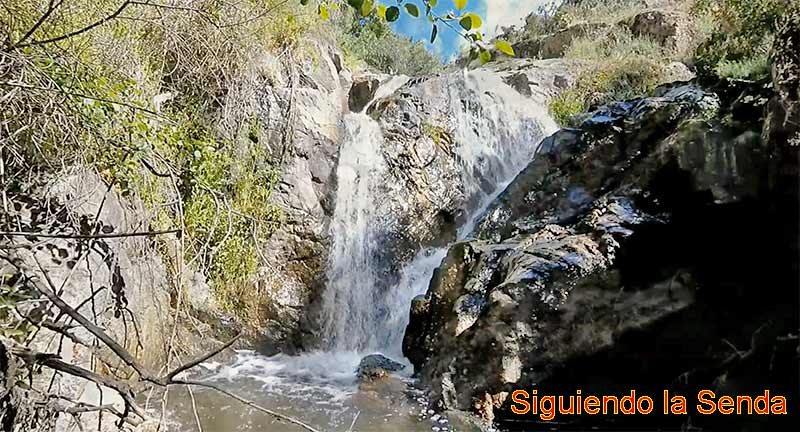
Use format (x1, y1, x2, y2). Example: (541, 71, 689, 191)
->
(389, 0, 555, 62)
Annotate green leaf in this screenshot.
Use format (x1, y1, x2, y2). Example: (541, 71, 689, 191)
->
(429, 0, 438, 7)
(361, 0, 373, 16)
(386, 5, 401, 21)
(318, 4, 330, 20)
(454, 0, 467, 10)
(377, 4, 387, 18)
(495, 40, 516, 56)
(465, 12, 482, 28)
(459, 16, 472, 30)
(405, 3, 420, 17)
(431, 24, 438, 43)
(479, 48, 492, 64)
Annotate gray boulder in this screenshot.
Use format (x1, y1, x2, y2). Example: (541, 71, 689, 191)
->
(355, 354, 406, 382)
(623, 10, 695, 52)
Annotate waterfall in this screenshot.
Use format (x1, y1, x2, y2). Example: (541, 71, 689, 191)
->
(168, 69, 559, 432)
(319, 111, 388, 351)
(321, 70, 557, 354)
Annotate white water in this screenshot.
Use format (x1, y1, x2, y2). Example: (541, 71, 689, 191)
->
(322, 69, 557, 353)
(169, 70, 556, 431)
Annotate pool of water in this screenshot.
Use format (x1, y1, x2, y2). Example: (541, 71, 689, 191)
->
(159, 350, 465, 432)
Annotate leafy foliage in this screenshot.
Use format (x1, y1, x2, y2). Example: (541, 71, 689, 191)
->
(335, 12, 442, 74)
(308, 0, 515, 63)
(548, 89, 585, 126)
(693, 0, 798, 81)
(549, 27, 664, 126)
(0, 273, 38, 341)
(1, 1, 293, 328)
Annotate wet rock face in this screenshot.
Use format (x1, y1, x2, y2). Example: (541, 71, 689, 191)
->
(253, 42, 350, 352)
(403, 83, 799, 429)
(349, 77, 381, 112)
(302, 58, 576, 348)
(257, 49, 578, 351)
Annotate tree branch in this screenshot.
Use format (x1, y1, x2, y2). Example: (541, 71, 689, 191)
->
(11, 1, 135, 49)
(171, 379, 322, 432)
(30, 254, 155, 382)
(12, 0, 65, 47)
(0, 228, 181, 240)
(163, 334, 241, 382)
(10, 345, 146, 422)
(0, 81, 167, 118)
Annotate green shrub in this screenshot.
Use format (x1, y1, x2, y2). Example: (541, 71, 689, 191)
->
(335, 13, 442, 75)
(1, 0, 293, 329)
(549, 89, 585, 126)
(715, 56, 772, 82)
(550, 27, 664, 126)
(555, 0, 651, 28)
(693, 0, 797, 80)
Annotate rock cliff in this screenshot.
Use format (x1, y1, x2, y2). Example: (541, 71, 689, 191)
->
(403, 52, 798, 429)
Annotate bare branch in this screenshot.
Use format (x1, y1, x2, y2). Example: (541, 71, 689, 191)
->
(0, 81, 167, 118)
(10, 344, 146, 423)
(30, 254, 155, 382)
(0, 228, 181, 240)
(171, 379, 322, 432)
(12, 0, 65, 47)
(163, 334, 241, 382)
(11, 1, 135, 49)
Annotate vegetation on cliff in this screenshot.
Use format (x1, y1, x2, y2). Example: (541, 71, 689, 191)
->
(0, 1, 493, 429)
(536, 0, 798, 125)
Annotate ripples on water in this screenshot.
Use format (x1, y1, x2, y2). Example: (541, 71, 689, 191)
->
(164, 350, 454, 432)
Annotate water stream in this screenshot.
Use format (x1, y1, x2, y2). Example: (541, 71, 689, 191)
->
(167, 69, 556, 431)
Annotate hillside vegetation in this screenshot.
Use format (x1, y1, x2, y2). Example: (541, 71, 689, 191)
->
(502, 0, 797, 125)
(0, 0, 445, 332)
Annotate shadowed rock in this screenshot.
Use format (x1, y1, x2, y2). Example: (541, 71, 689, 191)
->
(355, 354, 406, 383)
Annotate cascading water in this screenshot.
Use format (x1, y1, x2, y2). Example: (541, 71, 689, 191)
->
(321, 69, 557, 355)
(167, 69, 557, 431)
(319, 112, 388, 351)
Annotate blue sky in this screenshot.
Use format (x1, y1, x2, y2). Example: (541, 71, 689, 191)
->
(390, 0, 552, 62)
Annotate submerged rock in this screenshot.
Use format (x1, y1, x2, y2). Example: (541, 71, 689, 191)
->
(355, 354, 406, 382)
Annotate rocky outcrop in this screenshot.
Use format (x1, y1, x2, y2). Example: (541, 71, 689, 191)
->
(305, 58, 579, 348)
(505, 23, 608, 60)
(252, 42, 351, 352)
(403, 82, 799, 429)
(0, 169, 209, 431)
(622, 10, 695, 53)
(500, 1, 696, 61)
(366, 59, 574, 253)
(539, 23, 608, 59)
